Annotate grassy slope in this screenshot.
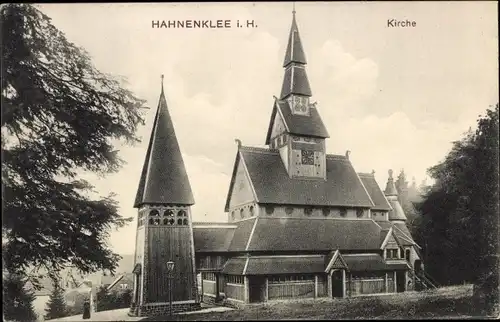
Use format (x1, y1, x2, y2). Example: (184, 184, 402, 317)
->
(143, 285, 482, 321)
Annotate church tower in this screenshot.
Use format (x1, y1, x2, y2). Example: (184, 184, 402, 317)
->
(129, 76, 199, 317)
(265, 10, 330, 179)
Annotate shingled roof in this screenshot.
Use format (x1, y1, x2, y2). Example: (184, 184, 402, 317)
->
(134, 79, 194, 207)
(192, 223, 236, 252)
(343, 254, 409, 272)
(222, 255, 327, 275)
(233, 147, 373, 207)
(280, 12, 312, 99)
(245, 217, 382, 252)
(265, 100, 329, 145)
(358, 173, 392, 211)
(376, 221, 416, 247)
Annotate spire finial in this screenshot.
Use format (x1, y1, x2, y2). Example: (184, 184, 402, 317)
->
(160, 74, 165, 93)
(388, 169, 393, 179)
(292, 1, 296, 15)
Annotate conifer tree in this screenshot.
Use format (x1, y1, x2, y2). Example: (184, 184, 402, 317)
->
(44, 281, 67, 320)
(3, 273, 38, 322)
(1, 3, 146, 282)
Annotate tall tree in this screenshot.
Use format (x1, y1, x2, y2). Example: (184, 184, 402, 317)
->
(3, 273, 38, 322)
(415, 104, 499, 316)
(1, 3, 146, 281)
(44, 280, 68, 320)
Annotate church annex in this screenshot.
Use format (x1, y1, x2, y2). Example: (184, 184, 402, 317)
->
(129, 11, 431, 317)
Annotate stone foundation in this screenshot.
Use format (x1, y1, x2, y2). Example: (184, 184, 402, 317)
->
(128, 302, 201, 317)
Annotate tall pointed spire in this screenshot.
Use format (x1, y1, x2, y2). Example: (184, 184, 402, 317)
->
(384, 169, 398, 197)
(134, 75, 195, 207)
(280, 7, 312, 99)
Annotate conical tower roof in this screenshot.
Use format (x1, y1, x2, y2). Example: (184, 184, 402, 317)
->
(134, 76, 194, 208)
(384, 169, 398, 197)
(280, 11, 312, 99)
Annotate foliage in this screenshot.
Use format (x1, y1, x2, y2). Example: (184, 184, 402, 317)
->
(414, 104, 499, 314)
(1, 3, 146, 281)
(95, 286, 132, 312)
(44, 280, 68, 320)
(3, 272, 38, 322)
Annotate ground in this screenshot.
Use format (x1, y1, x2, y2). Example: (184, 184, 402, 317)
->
(142, 285, 487, 321)
(48, 285, 494, 321)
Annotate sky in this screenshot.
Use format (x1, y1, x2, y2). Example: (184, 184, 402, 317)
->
(37, 2, 498, 255)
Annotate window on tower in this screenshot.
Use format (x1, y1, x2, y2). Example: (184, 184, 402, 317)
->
(339, 208, 347, 217)
(356, 209, 364, 218)
(165, 209, 174, 217)
(304, 207, 313, 216)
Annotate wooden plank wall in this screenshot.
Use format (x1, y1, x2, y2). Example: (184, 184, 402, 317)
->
(317, 274, 328, 297)
(268, 282, 315, 300)
(146, 227, 196, 303)
(225, 284, 245, 302)
(387, 275, 395, 293)
(202, 280, 216, 295)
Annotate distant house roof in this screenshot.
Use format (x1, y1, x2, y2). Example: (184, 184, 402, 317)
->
(226, 147, 374, 208)
(343, 254, 409, 272)
(358, 173, 392, 211)
(265, 100, 329, 145)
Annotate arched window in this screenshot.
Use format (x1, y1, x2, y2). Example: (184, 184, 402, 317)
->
(177, 218, 183, 225)
(249, 206, 255, 217)
(405, 249, 411, 262)
(149, 209, 160, 217)
(165, 209, 174, 217)
(178, 210, 187, 217)
(285, 207, 294, 215)
(240, 209, 245, 219)
(304, 207, 313, 216)
(322, 207, 330, 216)
(183, 219, 188, 226)
(339, 208, 347, 217)
(265, 206, 274, 215)
(165, 218, 175, 226)
(356, 209, 364, 218)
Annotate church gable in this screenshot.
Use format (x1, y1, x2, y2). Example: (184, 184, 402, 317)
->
(225, 152, 257, 212)
(271, 107, 287, 139)
(380, 228, 400, 250)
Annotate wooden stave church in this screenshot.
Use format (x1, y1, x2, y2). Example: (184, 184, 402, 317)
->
(129, 11, 425, 317)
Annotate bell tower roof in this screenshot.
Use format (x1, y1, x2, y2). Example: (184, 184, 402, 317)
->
(280, 10, 312, 99)
(134, 75, 195, 208)
(283, 10, 307, 67)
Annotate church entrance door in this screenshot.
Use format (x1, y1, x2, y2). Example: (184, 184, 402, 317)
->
(248, 276, 266, 303)
(331, 270, 344, 298)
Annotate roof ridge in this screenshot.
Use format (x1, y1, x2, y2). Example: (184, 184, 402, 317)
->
(240, 146, 279, 154)
(326, 154, 348, 160)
